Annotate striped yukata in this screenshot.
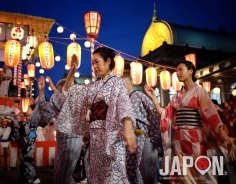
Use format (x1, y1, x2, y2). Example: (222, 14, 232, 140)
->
(50, 90, 83, 184)
(161, 83, 226, 184)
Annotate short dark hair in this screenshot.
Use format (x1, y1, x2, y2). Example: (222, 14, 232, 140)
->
(56, 79, 66, 89)
(93, 47, 116, 70)
(178, 61, 197, 82)
(14, 100, 20, 104)
(29, 104, 36, 111)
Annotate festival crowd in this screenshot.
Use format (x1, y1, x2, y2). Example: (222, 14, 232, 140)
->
(0, 47, 236, 184)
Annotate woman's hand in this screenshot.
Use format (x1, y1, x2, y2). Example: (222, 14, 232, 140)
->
(124, 129, 137, 153)
(123, 117, 137, 153)
(38, 76, 45, 90)
(144, 84, 156, 101)
(219, 124, 236, 150)
(46, 76, 57, 92)
(71, 54, 79, 71)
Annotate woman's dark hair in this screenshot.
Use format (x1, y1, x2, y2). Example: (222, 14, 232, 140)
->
(178, 60, 197, 82)
(93, 47, 116, 70)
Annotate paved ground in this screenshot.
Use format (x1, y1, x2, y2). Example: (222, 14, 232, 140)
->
(0, 166, 85, 184)
(0, 165, 235, 184)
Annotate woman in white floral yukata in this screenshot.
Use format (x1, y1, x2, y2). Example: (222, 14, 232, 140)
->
(55, 47, 137, 184)
(145, 61, 236, 184)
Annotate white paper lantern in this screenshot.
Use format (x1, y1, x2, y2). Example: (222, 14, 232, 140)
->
(57, 26, 64, 33)
(74, 72, 80, 78)
(55, 56, 61, 61)
(84, 41, 90, 48)
(39, 69, 44, 74)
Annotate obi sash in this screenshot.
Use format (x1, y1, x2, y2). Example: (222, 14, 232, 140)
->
(175, 108, 203, 127)
(90, 100, 108, 122)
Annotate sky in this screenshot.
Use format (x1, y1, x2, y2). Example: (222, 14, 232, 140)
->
(1, 0, 236, 97)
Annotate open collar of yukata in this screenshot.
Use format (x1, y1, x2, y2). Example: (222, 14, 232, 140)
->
(99, 72, 116, 84)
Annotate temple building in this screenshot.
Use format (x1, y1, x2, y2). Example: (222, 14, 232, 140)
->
(126, 4, 236, 106)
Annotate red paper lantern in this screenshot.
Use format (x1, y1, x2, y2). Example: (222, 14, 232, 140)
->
(4, 40, 21, 68)
(39, 41, 54, 69)
(130, 61, 143, 85)
(24, 74, 30, 87)
(67, 42, 81, 69)
(27, 64, 36, 78)
(171, 72, 182, 91)
(22, 98, 30, 113)
(145, 67, 157, 87)
(202, 81, 211, 93)
(160, 70, 171, 90)
(84, 11, 101, 38)
(185, 54, 196, 67)
(113, 54, 124, 77)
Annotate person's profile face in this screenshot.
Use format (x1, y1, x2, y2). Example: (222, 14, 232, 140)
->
(176, 63, 193, 82)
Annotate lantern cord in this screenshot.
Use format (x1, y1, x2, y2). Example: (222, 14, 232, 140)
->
(53, 50, 91, 80)
(55, 22, 84, 38)
(50, 39, 91, 52)
(96, 41, 175, 70)
(49, 37, 87, 40)
(53, 22, 176, 70)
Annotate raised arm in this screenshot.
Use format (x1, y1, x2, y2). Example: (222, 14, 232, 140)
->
(144, 84, 162, 116)
(46, 76, 57, 93)
(64, 54, 79, 92)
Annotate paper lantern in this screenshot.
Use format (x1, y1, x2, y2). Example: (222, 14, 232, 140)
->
(24, 74, 30, 87)
(39, 41, 54, 69)
(160, 70, 171, 90)
(67, 42, 81, 69)
(20, 82, 25, 88)
(145, 67, 157, 87)
(172, 72, 182, 91)
(22, 98, 30, 113)
(185, 54, 196, 67)
(4, 40, 21, 68)
(27, 64, 36, 78)
(84, 79, 90, 84)
(202, 82, 211, 93)
(130, 61, 143, 85)
(113, 54, 124, 77)
(27, 36, 38, 49)
(11, 27, 24, 40)
(213, 87, 220, 94)
(232, 87, 236, 96)
(84, 11, 101, 38)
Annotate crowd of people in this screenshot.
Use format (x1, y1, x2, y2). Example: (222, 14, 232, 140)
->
(0, 47, 236, 184)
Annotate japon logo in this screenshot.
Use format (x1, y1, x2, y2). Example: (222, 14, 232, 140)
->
(160, 156, 225, 176)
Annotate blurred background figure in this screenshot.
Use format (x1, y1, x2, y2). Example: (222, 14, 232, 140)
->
(0, 65, 12, 97)
(0, 118, 11, 170)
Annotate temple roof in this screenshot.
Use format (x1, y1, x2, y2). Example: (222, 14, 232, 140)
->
(169, 23, 236, 52)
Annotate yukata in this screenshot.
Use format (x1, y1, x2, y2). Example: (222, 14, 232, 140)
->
(0, 69, 12, 96)
(12, 95, 55, 184)
(56, 72, 135, 184)
(50, 89, 83, 184)
(161, 83, 225, 184)
(126, 90, 161, 184)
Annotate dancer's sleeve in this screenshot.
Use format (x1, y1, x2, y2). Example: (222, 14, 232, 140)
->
(55, 84, 88, 135)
